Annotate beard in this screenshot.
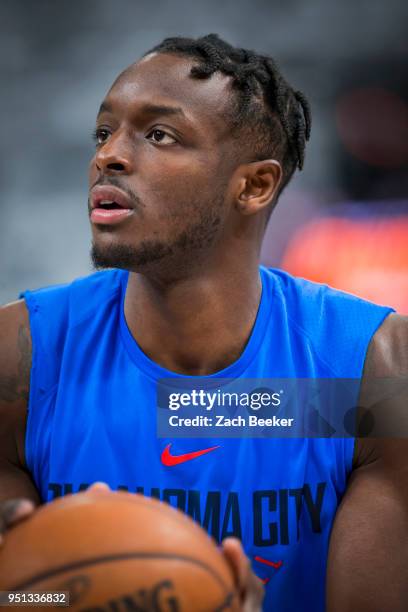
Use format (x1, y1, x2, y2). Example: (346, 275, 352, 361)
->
(90, 198, 223, 274)
(91, 238, 173, 270)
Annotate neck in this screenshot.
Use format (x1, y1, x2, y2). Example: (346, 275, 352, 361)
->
(124, 261, 262, 375)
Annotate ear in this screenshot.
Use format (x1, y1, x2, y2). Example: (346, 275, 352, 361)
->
(235, 160, 282, 216)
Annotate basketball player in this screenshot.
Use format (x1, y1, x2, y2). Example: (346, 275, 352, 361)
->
(0, 34, 407, 611)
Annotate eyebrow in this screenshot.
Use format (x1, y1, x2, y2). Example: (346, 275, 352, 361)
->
(97, 101, 187, 120)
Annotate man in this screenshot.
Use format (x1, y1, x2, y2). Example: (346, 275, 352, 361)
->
(0, 34, 407, 611)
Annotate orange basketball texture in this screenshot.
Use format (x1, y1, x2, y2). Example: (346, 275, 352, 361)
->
(0, 490, 239, 611)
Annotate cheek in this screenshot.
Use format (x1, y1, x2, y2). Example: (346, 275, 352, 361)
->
(146, 182, 204, 226)
(138, 157, 217, 213)
(88, 157, 97, 185)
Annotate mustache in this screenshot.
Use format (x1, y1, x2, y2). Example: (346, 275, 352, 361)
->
(89, 176, 143, 210)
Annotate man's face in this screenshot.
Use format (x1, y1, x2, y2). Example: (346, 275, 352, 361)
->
(88, 52, 239, 277)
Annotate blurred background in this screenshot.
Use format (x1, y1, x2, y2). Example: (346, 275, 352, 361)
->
(1, 0, 407, 311)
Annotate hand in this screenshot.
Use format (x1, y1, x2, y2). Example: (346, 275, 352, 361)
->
(0, 498, 36, 545)
(222, 537, 265, 611)
(0, 482, 109, 545)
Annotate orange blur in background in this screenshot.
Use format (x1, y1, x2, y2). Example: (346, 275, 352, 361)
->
(282, 216, 408, 314)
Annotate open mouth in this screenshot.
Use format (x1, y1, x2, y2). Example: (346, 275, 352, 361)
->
(97, 200, 125, 210)
(90, 185, 134, 225)
(90, 199, 133, 225)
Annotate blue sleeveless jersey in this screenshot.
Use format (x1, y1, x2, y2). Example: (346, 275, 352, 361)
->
(21, 267, 392, 612)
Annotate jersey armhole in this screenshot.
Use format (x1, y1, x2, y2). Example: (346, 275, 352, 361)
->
(21, 290, 45, 479)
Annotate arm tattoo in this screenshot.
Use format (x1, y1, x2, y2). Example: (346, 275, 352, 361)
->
(0, 324, 31, 403)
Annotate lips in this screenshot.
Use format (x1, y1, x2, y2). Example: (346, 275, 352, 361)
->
(90, 185, 134, 225)
(91, 185, 134, 210)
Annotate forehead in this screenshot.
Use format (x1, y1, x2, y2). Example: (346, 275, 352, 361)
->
(103, 52, 234, 127)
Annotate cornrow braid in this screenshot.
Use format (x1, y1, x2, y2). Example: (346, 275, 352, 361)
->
(146, 33, 311, 193)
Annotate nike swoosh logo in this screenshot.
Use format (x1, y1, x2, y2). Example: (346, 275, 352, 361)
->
(254, 556, 283, 569)
(161, 443, 220, 466)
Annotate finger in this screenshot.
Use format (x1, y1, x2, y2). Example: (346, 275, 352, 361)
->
(222, 538, 264, 611)
(245, 571, 265, 612)
(88, 482, 110, 492)
(221, 537, 249, 595)
(0, 499, 36, 537)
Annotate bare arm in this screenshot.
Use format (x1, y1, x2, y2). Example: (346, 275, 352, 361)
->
(0, 300, 40, 505)
(327, 314, 408, 611)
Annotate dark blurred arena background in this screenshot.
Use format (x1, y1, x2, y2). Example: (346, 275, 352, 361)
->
(1, 0, 407, 311)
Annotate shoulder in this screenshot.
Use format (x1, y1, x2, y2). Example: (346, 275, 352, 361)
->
(21, 268, 125, 306)
(0, 299, 31, 401)
(17, 269, 126, 407)
(354, 313, 408, 468)
(263, 267, 394, 377)
(21, 269, 125, 329)
(0, 299, 31, 467)
(362, 313, 408, 377)
(265, 266, 394, 322)
(267, 266, 393, 317)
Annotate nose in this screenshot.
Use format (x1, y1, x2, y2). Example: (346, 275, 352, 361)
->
(95, 129, 133, 175)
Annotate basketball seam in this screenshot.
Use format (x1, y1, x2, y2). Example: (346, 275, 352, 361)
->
(7, 551, 234, 596)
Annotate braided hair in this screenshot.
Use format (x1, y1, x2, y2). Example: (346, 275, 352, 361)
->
(146, 34, 311, 197)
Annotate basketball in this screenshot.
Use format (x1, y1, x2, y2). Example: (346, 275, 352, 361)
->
(0, 489, 239, 611)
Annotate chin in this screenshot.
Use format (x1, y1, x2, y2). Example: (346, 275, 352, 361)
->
(90, 239, 174, 272)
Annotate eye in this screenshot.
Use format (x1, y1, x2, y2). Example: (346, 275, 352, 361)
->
(146, 129, 177, 145)
(92, 127, 111, 146)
